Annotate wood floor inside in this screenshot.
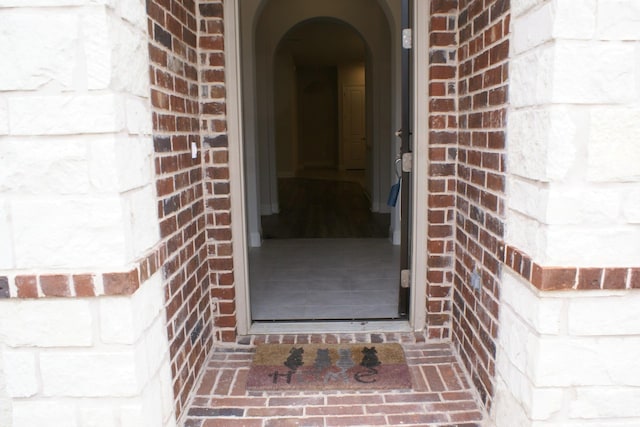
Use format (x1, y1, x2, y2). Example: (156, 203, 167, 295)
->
(261, 176, 390, 239)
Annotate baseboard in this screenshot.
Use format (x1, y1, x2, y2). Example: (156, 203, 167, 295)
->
(392, 228, 401, 245)
(249, 232, 262, 247)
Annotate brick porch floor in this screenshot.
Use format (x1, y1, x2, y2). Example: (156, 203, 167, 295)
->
(183, 333, 486, 427)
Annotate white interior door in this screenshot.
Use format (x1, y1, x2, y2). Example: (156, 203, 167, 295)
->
(342, 85, 366, 170)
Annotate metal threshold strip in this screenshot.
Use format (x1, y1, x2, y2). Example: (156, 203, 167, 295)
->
(248, 319, 413, 335)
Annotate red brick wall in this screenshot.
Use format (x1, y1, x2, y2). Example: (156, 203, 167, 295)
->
(453, 0, 509, 409)
(147, 0, 213, 419)
(198, 1, 238, 343)
(426, 1, 460, 341)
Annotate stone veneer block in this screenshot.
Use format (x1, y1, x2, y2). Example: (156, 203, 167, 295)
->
(0, 98, 8, 135)
(0, 0, 108, 6)
(507, 107, 577, 181)
(623, 188, 640, 223)
(0, 137, 91, 196)
(552, 40, 636, 104)
(569, 387, 640, 419)
(511, 1, 553, 54)
(597, 0, 640, 40)
(11, 196, 127, 269)
(113, 135, 155, 189)
(553, 0, 596, 39)
(545, 186, 621, 225)
(122, 184, 160, 257)
(511, 0, 548, 18)
(502, 270, 564, 334)
(80, 6, 111, 90)
(509, 45, 555, 107)
(0, 299, 93, 347)
(0, 202, 13, 269)
(544, 226, 640, 267)
(587, 107, 640, 182)
(8, 94, 125, 136)
(11, 401, 77, 427)
(0, 9, 77, 91)
(100, 272, 164, 345)
(78, 406, 118, 427)
(40, 351, 141, 397)
(108, 16, 151, 97)
(3, 350, 38, 397)
(532, 336, 640, 387)
(568, 292, 640, 336)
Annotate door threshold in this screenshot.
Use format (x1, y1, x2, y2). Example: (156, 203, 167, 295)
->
(248, 320, 413, 335)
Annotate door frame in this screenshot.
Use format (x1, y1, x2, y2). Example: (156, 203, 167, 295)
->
(224, 0, 429, 335)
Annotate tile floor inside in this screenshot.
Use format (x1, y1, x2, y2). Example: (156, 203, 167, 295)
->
(183, 333, 485, 427)
(249, 239, 401, 321)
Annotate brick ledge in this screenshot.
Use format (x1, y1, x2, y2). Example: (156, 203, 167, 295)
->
(504, 245, 640, 291)
(0, 243, 167, 299)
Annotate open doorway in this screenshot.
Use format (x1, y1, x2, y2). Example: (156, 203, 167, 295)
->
(239, 0, 404, 322)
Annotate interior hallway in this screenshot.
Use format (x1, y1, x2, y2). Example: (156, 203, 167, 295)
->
(183, 333, 485, 427)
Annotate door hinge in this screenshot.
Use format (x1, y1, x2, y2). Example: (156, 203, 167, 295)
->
(401, 269, 411, 288)
(402, 29, 412, 49)
(402, 152, 413, 173)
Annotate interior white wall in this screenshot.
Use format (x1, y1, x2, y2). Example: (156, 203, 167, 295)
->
(240, 0, 403, 246)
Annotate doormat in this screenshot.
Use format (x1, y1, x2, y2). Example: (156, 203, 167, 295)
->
(246, 343, 412, 391)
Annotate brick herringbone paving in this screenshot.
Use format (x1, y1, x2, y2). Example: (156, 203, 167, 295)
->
(183, 333, 485, 427)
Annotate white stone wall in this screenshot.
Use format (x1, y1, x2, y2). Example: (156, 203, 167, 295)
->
(0, 273, 176, 427)
(494, 1, 640, 425)
(0, 0, 158, 271)
(507, 0, 640, 267)
(491, 270, 640, 427)
(0, 1, 173, 425)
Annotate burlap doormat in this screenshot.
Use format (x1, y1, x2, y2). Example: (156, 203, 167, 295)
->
(246, 343, 412, 391)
